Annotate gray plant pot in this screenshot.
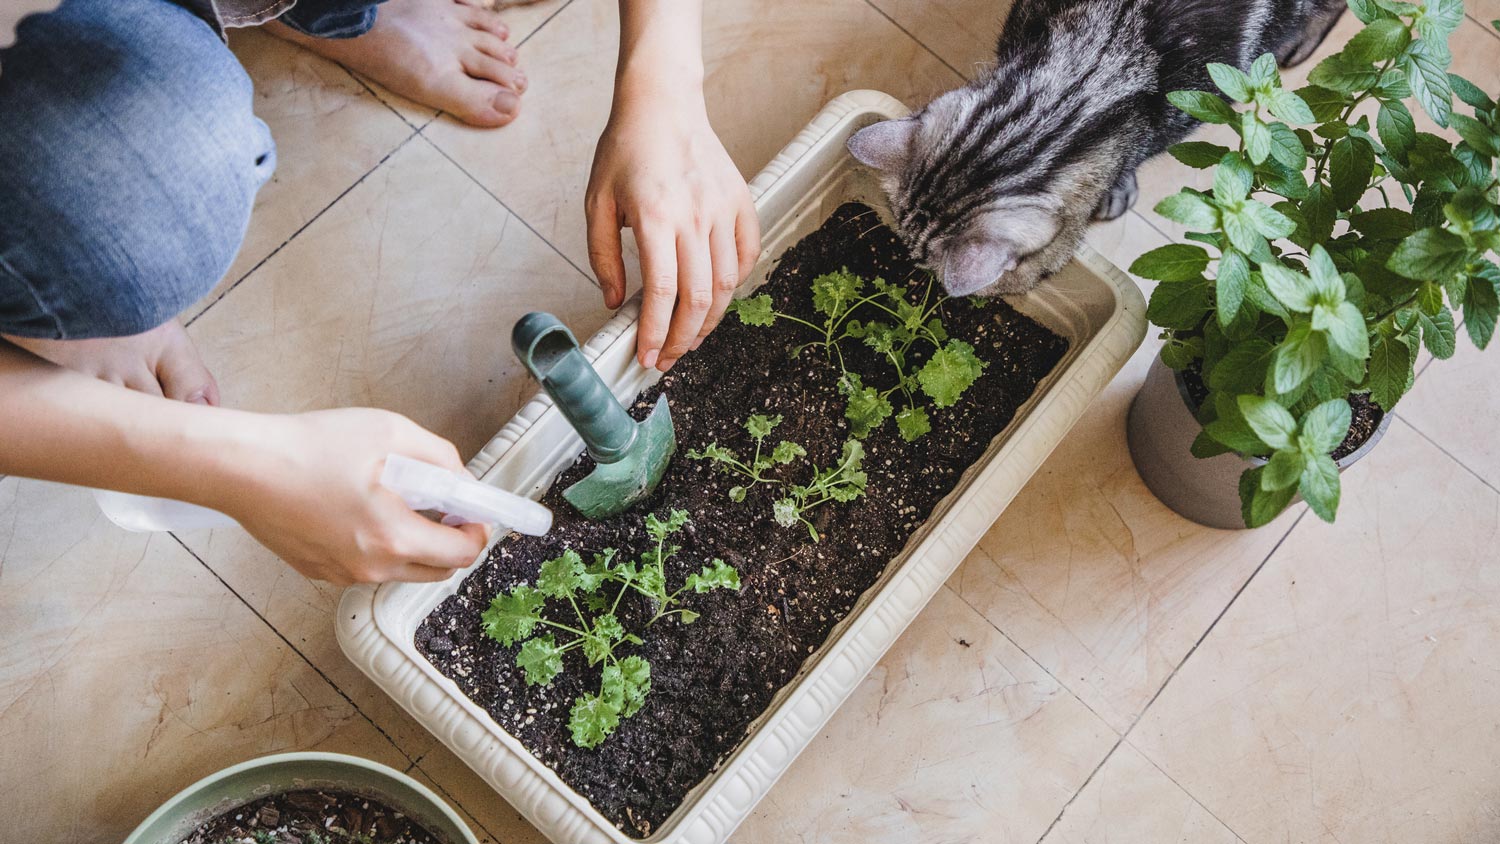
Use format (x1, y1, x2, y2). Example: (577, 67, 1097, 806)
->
(1126, 355, 1392, 529)
(123, 752, 477, 844)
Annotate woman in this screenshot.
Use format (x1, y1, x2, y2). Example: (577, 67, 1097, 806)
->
(0, 0, 758, 583)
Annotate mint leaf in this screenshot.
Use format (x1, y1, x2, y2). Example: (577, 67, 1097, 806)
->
(1273, 323, 1327, 394)
(1238, 395, 1298, 451)
(481, 586, 545, 646)
(1404, 40, 1453, 127)
(1345, 18, 1411, 62)
(1147, 280, 1213, 330)
(1242, 200, 1297, 240)
(1209, 338, 1275, 394)
(1242, 112, 1273, 164)
(1366, 330, 1415, 411)
(1296, 85, 1349, 122)
(1208, 62, 1253, 101)
(1217, 249, 1251, 328)
(1129, 244, 1211, 282)
(1417, 308, 1457, 359)
(1309, 53, 1381, 94)
(1260, 261, 1317, 313)
(895, 405, 932, 441)
(1464, 264, 1500, 350)
(1167, 90, 1236, 123)
(1329, 136, 1374, 210)
(1266, 88, 1316, 125)
(1377, 99, 1416, 162)
(1213, 154, 1254, 204)
(1240, 466, 1298, 528)
(1155, 191, 1220, 230)
(730, 294, 777, 326)
(1170, 140, 1233, 168)
(917, 340, 985, 408)
(515, 635, 564, 687)
(1263, 450, 1306, 491)
(1388, 227, 1468, 281)
(1317, 301, 1370, 359)
(1301, 399, 1352, 455)
(1449, 74, 1495, 110)
(1300, 454, 1342, 522)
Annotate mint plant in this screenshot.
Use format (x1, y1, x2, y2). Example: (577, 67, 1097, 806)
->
(688, 413, 867, 540)
(729, 269, 986, 441)
(480, 510, 739, 748)
(1132, 1, 1499, 526)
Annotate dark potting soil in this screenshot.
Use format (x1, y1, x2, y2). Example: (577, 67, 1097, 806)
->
(1180, 366, 1383, 461)
(416, 202, 1069, 837)
(179, 789, 443, 844)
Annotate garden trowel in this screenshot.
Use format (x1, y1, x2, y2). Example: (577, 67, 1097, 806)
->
(512, 311, 676, 519)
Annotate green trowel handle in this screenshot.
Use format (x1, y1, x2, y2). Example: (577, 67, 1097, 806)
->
(513, 312, 636, 464)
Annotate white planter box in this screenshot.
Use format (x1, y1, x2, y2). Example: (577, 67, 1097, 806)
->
(337, 90, 1147, 844)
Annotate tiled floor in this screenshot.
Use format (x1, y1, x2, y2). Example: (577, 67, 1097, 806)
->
(2, 2, 1499, 842)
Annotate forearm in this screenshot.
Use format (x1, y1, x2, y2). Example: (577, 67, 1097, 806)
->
(0, 339, 259, 508)
(615, 0, 705, 99)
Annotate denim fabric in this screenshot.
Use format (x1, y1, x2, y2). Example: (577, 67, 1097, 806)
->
(0, 0, 275, 339)
(278, 0, 386, 39)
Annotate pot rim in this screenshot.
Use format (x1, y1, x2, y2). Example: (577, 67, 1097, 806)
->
(122, 751, 476, 844)
(1168, 365, 1393, 469)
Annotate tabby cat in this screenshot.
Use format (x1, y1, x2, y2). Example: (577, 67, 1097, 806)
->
(848, 0, 1349, 295)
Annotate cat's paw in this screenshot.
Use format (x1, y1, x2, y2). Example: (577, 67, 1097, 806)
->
(1093, 170, 1137, 222)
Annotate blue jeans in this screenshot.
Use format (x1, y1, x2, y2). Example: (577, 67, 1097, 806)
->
(0, 0, 381, 340)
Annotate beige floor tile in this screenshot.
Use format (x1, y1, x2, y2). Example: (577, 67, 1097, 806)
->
(410, 744, 550, 844)
(948, 217, 1304, 735)
(184, 28, 416, 320)
(1468, 2, 1500, 27)
(1395, 333, 1500, 491)
(735, 587, 1117, 844)
(176, 133, 612, 758)
(1129, 420, 1500, 844)
(868, 0, 1014, 77)
(1041, 743, 1241, 844)
(423, 0, 962, 291)
(0, 478, 410, 844)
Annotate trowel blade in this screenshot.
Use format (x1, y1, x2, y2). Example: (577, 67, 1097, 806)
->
(563, 395, 676, 518)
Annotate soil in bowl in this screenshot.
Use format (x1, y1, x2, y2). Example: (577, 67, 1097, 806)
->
(179, 789, 443, 844)
(417, 202, 1070, 837)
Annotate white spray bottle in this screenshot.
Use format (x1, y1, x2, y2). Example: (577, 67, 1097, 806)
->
(92, 453, 552, 537)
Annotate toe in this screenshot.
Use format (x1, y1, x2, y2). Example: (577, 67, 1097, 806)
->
(155, 327, 220, 405)
(450, 78, 521, 127)
(462, 5, 511, 41)
(473, 30, 519, 64)
(461, 50, 527, 94)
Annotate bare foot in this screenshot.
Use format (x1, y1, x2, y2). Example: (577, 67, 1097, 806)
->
(4, 321, 220, 404)
(266, 0, 528, 128)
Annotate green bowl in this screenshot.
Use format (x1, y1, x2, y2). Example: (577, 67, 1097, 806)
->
(123, 751, 478, 844)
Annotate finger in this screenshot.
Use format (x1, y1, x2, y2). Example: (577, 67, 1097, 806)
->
(401, 515, 489, 569)
(394, 424, 469, 474)
(696, 221, 741, 349)
(635, 220, 679, 370)
(659, 232, 712, 368)
(735, 193, 762, 283)
(586, 194, 628, 310)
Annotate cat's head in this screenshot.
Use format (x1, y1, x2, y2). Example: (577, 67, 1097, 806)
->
(848, 74, 1143, 297)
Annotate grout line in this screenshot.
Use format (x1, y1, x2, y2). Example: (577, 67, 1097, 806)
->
(1468, 12, 1499, 40)
(1118, 507, 1310, 741)
(185, 130, 421, 328)
(414, 133, 601, 290)
(408, 756, 509, 844)
(859, 0, 969, 82)
(166, 533, 421, 768)
(1033, 732, 1129, 842)
(1120, 740, 1252, 843)
(944, 577, 1120, 732)
(1392, 413, 1500, 496)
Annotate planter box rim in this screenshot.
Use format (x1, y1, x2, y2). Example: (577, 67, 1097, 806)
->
(336, 89, 1148, 844)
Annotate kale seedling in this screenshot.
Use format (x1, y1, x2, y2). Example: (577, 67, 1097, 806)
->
(689, 413, 867, 540)
(480, 510, 739, 748)
(729, 268, 986, 441)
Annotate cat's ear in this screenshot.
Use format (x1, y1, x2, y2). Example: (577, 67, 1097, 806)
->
(847, 118, 919, 172)
(940, 235, 1018, 297)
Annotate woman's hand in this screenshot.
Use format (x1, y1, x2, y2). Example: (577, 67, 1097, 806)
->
(216, 408, 490, 586)
(584, 0, 760, 372)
